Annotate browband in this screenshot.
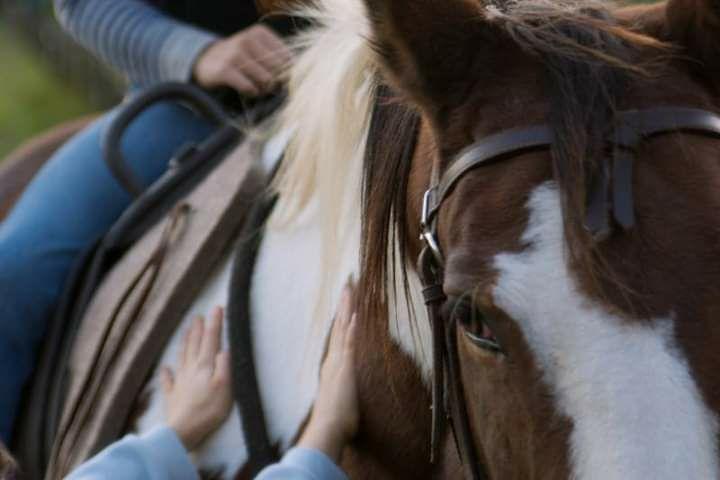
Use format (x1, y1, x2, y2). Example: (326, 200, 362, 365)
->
(422, 106, 720, 255)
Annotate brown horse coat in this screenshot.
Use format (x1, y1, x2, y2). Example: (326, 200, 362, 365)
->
(0, 117, 95, 221)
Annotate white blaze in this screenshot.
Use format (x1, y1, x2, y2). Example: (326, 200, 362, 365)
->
(491, 183, 719, 480)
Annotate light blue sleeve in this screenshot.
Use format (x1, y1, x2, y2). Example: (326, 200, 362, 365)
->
(65, 426, 199, 480)
(255, 448, 348, 480)
(53, 0, 218, 87)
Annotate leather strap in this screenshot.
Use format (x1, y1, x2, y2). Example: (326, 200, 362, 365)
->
(611, 107, 720, 231)
(103, 83, 232, 198)
(445, 316, 485, 480)
(617, 107, 720, 138)
(427, 126, 554, 226)
(228, 191, 280, 477)
(417, 246, 446, 464)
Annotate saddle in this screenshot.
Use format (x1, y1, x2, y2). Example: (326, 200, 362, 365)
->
(11, 84, 276, 479)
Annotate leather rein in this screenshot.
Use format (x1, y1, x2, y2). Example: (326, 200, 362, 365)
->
(416, 106, 720, 479)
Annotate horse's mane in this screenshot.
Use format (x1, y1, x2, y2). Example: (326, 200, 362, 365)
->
(357, 88, 423, 342)
(268, 0, 432, 361)
(267, 0, 379, 326)
(271, 0, 377, 219)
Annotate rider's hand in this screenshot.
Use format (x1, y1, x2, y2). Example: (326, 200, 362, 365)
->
(162, 307, 233, 451)
(0, 441, 18, 480)
(299, 286, 359, 462)
(193, 24, 292, 97)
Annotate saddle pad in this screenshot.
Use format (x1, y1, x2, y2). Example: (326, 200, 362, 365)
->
(46, 139, 266, 479)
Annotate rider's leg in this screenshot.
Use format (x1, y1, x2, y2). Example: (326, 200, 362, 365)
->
(0, 99, 216, 442)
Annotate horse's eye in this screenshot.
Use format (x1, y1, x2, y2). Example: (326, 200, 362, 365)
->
(450, 295, 503, 354)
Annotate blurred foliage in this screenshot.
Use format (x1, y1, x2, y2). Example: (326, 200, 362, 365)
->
(0, 20, 95, 160)
(0, 0, 662, 164)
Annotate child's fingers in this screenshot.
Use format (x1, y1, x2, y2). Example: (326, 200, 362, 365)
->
(212, 351, 232, 386)
(331, 288, 353, 339)
(160, 366, 175, 394)
(323, 286, 357, 366)
(187, 315, 205, 361)
(344, 314, 358, 355)
(337, 286, 353, 323)
(180, 323, 192, 366)
(200, 307, 224, 367)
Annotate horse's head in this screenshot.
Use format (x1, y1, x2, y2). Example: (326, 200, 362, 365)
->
(362, 0, 720, 477)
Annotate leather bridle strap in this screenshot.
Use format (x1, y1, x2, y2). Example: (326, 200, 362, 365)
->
(424, 126, 554, 243)
(417, 247, 447, 464)
(610, 107, 720, 230)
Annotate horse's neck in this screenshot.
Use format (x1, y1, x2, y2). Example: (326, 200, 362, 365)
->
(340, 269, 436, 478)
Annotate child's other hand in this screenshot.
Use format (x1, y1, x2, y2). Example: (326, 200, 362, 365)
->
(162, 307, 232, 451)
(299, 286, 359, 461)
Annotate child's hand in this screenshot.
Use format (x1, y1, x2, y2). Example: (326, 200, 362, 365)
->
(299, 286, 359, 461)
(161, 307, 233, 451)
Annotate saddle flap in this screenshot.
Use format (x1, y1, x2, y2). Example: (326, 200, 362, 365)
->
(46, 139, 267, 479)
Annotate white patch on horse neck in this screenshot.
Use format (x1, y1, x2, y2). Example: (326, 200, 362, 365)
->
(251, 196, 360, 452)
(492, 183, 719, 480)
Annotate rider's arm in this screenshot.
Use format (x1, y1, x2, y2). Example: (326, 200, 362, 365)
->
(64, 426, 198, 480)
(54, 0, 222, 87)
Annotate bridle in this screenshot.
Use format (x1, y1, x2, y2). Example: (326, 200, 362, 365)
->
(416, 106, 720, 479)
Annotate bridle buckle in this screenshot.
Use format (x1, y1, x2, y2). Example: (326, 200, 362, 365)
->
(420, 187, 444, 266)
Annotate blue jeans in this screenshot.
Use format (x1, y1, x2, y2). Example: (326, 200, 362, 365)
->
(0, 99, 216, 441)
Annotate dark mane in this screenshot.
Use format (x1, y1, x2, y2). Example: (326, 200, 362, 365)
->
(359, 85, 419, 334)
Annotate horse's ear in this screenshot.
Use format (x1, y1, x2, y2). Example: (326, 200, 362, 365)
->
(364, 0, 502, 116)
(664, 0, 720, 75)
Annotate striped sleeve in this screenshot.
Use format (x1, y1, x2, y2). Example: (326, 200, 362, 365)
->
(53, 0, 219, 87)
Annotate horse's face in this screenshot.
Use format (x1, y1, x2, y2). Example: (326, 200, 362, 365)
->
(364, 0, 720, 478)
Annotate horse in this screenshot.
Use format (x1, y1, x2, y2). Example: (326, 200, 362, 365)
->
(3, 0, 441, 478)
(0, 117, 93, 221)
(358, 0, 720, 478)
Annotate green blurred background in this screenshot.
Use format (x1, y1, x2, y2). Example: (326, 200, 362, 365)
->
(0, 0, 123, 160)
(0, 0, 658, 164)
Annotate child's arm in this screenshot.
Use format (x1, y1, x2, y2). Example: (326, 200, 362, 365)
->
(64, 426, 198, 480)
(65, 308, 232, 480)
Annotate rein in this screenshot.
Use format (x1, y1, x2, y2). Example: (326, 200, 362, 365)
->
(417, 106, 720, 480)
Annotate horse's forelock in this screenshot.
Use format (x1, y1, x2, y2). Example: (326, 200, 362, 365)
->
(494, 0, 673, 304)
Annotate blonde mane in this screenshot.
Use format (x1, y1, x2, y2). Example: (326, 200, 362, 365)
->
(264, 0, 378, 322)
(272, 0, 377, 219)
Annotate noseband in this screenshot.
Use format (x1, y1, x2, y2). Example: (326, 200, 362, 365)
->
(416, 106, 720, 479)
